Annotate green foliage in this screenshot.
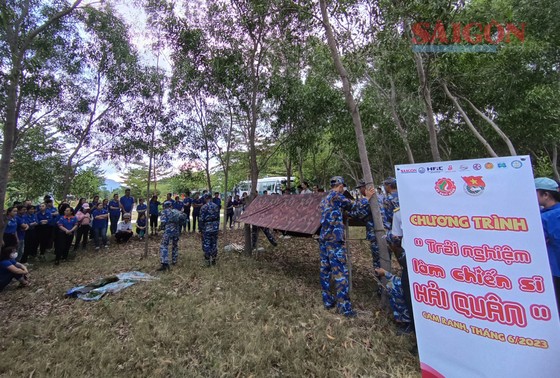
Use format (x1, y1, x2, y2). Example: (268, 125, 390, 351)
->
(71, 167, 105, 199)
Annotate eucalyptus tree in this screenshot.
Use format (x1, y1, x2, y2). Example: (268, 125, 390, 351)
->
(56, 4, 139, 199)
(0, 0, 85, 227)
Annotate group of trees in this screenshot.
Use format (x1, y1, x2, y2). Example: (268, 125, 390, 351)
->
(1, 0, 559, 233)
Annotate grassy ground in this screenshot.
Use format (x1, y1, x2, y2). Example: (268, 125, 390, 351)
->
(0, 228, 419, 377)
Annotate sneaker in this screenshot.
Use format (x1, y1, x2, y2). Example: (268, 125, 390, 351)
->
(104, 245, 109, 249)
(172, 261, 177, 265)
(95, 247, 100, 251)
(156, 263, 170, 272)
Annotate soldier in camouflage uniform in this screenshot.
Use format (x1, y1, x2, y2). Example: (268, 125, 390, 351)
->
(375, 267, 412, 326)
(382, 177, 399, 231)
(199, 193, 220, 266)
(349, 179, 384, 269)
(157, 201, 181, 271)
(319, 176, 374, 317)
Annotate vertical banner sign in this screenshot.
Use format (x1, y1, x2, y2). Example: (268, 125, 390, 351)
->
(396, 156, 560, 378)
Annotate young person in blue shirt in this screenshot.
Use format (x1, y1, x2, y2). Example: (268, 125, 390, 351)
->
(136, 198, 147, 219)
(45, 199, 58, 250)
(3, 207, 18, 248)
(119, 189, 134, 219)
(173, 196, 185, 233)
(36, 203, 52, 260)
(55, 207, 78, 265)
(20, 205, 38, 264)
(149, 195, 160, 236)
(15, 205, 29, 261)
(212, 192, 222, 210)
(136, 213, 147, 240)
(183, 193, 192, 233)
(108, 193, 121, 236)
(0, 246, 30, 291)
(535, 178, 560, 314)
(91, 202, 109, 250)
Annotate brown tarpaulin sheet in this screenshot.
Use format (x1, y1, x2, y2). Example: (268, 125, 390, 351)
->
(238, 194, 326, 235)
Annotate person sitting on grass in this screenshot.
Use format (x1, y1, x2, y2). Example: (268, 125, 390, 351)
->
(115, 213, 134, 244)
(136, 213, 147, 240)
(0, 246, 30, 291)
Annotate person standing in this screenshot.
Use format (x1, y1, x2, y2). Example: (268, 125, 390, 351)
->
(182, 193, 192, 233)
(74, 203, 91, 251)
(108, 194, 121, 235)
(212, 192, 222, 210)
(45, 199, 58, 250)
(35, 203, 52, 260)
(319, 176, 374, 317)
(535, 178, 560, 313)
(15, 205, 29, 261)
(225, 196, 234, 229)
(382, 177, 399, 231)
(3, 207, 19, 249)
(91, 202, 109, 250)
(115, 213, 134, 244)
(232, 194, 242, 229)
(119, 189, 134, 219)
(55, 207, 77, 265)
(301, 181, 312, 194)
(157, 201, 181, 271)
(349, 179, 383, 269)
(199, 194, 220, 266)
(136, 198, 147, 218)
(149, 195, 160, 236)
(21, 205, 38, 264)
(192, 193, 203, 233)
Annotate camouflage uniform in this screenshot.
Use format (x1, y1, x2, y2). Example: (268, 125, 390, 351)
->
(319, 187, 357, 316)
(349, 198, 384, 269)
(199, 200, 220, 263)
(382, 191, 399, 231)
(382, 271, 412, 324)
(159, 208, 180, 265)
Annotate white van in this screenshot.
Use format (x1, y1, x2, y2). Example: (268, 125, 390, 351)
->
(235, 177, 293, 196)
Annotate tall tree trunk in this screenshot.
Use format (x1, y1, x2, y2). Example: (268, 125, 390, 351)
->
(319, 0, 392, 295)
(0, 0, 83, 233)
(388, 78, 415, 164)
(0, 74, 20, 232)
(413, 52, 441, 161)
(462, 97, 517, 156)
(222, 102, 235, 233)
(442, 82, 498, 158)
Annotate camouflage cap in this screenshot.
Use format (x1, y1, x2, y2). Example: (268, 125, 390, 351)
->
(330, 176, 345, 187)
(383, 177, 397, 186)
(355, 179, 366, 189)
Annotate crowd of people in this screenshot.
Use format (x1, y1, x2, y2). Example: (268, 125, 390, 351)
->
(1, 176, 558, 336)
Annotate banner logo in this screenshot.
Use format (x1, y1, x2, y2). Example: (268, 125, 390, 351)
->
(511, 160, 523, 169)
(462, 176, 486, 196)
(435, 178, 457, 196)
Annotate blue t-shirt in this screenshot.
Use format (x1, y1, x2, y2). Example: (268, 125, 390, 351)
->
(4, 217, 17, 234)
(16, 215, 26, 240)
(36, 211, 51, 225)
(137, 203, 147, 215)
(0, 259, 17, 290)
(45, 207, 59, 226)
(57, 216, 77, 231)
(149, 201, 160, 216)
(91, 209, 108, 229)
(541, 203, 560, 277)
(120, 196, 134, 213)
(192, 198, 203, 216)
(173, 201, 183, 211)
(212, 197, 222, 209)
(137, 218, 146, 229)
(24, 213, 38, 228)
(108, 200, 121, 217)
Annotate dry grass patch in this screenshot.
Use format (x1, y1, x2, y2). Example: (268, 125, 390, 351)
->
(0, 230, 419, 377)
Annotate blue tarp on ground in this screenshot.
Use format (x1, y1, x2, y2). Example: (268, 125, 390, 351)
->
(65, 271, 158, 301)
